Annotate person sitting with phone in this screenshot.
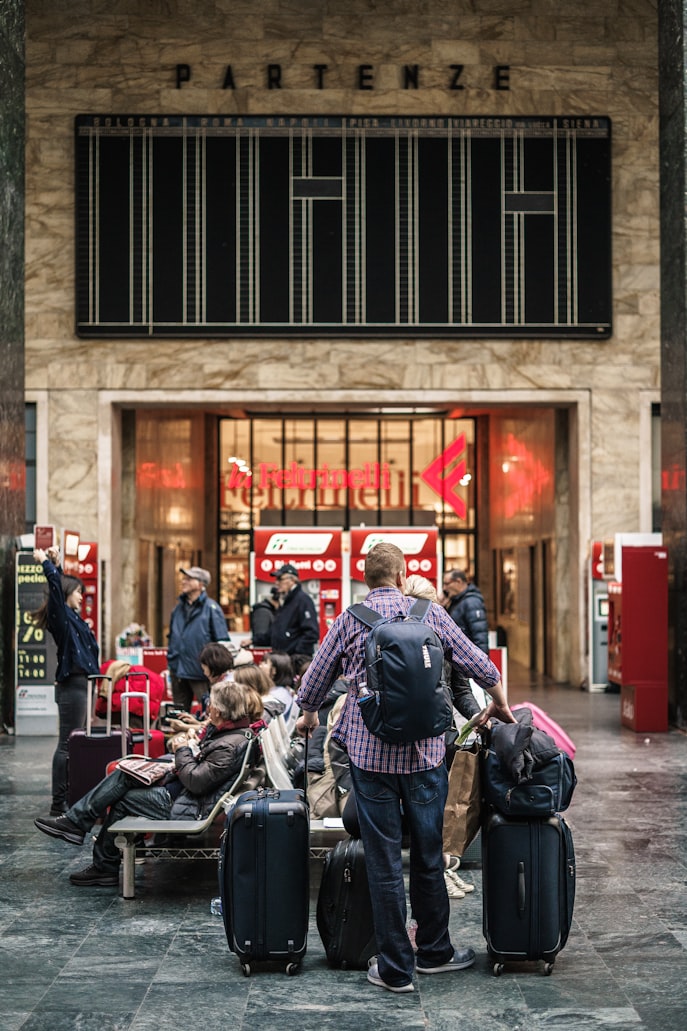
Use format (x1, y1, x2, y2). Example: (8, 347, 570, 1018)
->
(33, 647, 261, 887)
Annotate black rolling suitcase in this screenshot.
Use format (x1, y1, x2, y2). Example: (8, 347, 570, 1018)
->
(482, 809, 576, 975)
(316, 836, 376, 969)
(67, 675, 132, 805)
(221, 786, 310, 975)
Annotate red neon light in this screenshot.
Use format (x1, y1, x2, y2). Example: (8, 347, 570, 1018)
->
(502, 432, 551, 518)
(136, 462, 188, 489)
(419, 434, 467, 518)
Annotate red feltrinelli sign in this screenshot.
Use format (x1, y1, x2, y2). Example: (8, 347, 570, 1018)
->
(221, 442, 469, 518)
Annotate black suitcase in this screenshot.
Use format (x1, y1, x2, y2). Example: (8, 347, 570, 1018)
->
(482, 810, 576, 975)
(316, 836, 376, 969)
(221, 787, 309, 975)
(67, 675, 132, 805)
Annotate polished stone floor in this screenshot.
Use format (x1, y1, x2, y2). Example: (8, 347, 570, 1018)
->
(2, 667, 687, 1030)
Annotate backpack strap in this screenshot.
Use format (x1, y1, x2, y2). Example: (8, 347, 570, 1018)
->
(349, 599, 432, 626)
(348, 603, 385, 628)
(408, 598, 432, 622)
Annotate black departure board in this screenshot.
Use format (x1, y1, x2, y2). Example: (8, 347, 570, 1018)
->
(15, 554, 57, 686)
(75, 115, 611, 339)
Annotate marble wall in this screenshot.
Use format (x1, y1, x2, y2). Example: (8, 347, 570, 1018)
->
(23, 0, 661, 681)
(0, 0, 25, 726)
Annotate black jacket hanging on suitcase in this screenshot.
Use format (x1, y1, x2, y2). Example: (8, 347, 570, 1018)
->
(316, 836, 376, 969)
(221, 786, 310, 973)
(482, 810, 576, 973)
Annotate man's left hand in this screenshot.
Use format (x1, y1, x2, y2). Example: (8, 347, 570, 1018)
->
(295, 713, 318, 738)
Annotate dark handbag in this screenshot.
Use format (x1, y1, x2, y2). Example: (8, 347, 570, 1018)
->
(482, 748, 577, 817)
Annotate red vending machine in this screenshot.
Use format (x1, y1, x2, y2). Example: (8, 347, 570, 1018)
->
(76, 542, 100, 642)
(349, 528, 439, 605)
(252, 528, 344, 642)
(607, 546, 668, 732)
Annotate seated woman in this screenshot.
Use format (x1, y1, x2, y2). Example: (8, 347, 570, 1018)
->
(233, 663, 284, 723)
(33, 657, 261, 887)
(95, 659, 165, 728)
(260, 651, 296, 719)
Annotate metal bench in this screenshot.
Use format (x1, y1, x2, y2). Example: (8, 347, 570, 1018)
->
(110, 721, 346, 898)
(109, 733, 264, 898)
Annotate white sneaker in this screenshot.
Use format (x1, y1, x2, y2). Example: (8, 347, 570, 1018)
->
(444, 871, 465, 898)
(446, 869, 475, 894)
(367, 962, 414, 993)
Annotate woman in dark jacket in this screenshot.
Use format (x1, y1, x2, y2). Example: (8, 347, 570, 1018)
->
(32, 546, 100, 816)
(34, 671, 260, 887)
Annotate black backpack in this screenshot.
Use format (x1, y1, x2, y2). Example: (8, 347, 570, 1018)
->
(348, 599, 453, 744)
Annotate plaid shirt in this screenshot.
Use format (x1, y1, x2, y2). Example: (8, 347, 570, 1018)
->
(295, 586, 501, 773)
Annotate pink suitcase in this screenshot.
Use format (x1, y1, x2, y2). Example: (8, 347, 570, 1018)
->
(512, 702, 576, 759)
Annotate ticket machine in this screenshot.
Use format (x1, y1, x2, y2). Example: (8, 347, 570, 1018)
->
(252, 527, 344, 641)
(349, 527, 440, 604)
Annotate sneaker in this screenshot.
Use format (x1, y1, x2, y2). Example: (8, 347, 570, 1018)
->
(444, 871, 465, 898)
(34, 814, 85, 846)
(446, 869, 475, 894)
(69, 864, 119, 887)
(416, 947, 476, 974)
(367, 962, 414, 993)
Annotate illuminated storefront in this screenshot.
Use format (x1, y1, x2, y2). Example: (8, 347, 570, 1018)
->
(218, 413, 477, 631)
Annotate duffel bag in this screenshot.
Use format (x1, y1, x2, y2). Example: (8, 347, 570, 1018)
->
(482, 747, 577, 817)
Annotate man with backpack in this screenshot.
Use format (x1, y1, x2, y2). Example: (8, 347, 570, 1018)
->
(296, 542, 515, 994)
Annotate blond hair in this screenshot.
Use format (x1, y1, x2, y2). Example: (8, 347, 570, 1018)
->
(405, 574, 438, 603)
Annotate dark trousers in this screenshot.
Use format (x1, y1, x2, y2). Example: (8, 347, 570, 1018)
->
(52, 674, 88, 809)
(170, 674, 208, 711)
(67, 768, 172, 872)
(350, 761, 453, 987)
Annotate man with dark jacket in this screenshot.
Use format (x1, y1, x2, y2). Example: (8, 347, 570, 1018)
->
(442, 569, 489, 654)
(167, 566, 229, 709)
(250, 585, 280, 646)
(269, 563, 319, 656)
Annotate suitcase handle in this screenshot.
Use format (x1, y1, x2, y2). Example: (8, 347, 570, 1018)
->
(517, 861, 526, 912)
(120, 690, 151, 758)
(87, 674, 113, 737)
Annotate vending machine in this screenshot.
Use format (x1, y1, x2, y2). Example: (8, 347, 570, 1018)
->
(252, 528, 344, 641)
(76, 541, 100, 641)
(349, 527, 440, 605)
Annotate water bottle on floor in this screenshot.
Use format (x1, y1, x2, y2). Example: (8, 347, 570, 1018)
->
(210, 896, 223, 916)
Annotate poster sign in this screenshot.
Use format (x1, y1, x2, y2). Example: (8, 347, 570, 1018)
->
(15, 553, 58, 734)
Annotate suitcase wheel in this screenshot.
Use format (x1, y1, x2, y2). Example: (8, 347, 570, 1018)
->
(286, 962, 299, 976)
(493, 963, 505, 977)
(241, 963, 251, 977)
(544, 962, 554, 976)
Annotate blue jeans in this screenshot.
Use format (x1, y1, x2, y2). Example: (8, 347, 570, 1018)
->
(350, 761, 453, 987)
(67, 769, 172, 872)
(52, 675, 88, 809)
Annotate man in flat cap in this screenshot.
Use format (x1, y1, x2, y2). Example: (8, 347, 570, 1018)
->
(269, 563, 319, 657)
(167, 566, 230, 710)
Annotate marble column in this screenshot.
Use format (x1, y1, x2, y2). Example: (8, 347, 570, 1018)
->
(0, 0, 25, 728)
(659, 0, 687, 728)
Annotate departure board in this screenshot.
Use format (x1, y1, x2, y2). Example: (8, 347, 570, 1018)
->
(75, 115, 611, 339)
(15, 554, 57, 687)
